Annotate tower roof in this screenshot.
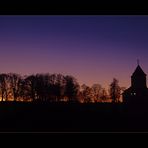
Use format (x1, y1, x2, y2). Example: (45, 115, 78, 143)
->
(132, 65, 146, 77)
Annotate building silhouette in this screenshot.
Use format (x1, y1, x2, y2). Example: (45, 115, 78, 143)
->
(123, 62, 148, 104)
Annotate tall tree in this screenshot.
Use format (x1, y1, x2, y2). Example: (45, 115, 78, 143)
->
(54, 74, 66, 102)
(100, 88, 108, 102)
(109, 78, 121, 103)
(48, 74, 57, 102)
(64, 75, 80, 102)
(24, 75, 37, 101)
(91, 84, 102, 102)
(35, 74, 45, 101)
(8, 73, 22, 101)
(18, 77, 29, 101)
(81, 84, 93, 103)
(0, 74, 9, 101)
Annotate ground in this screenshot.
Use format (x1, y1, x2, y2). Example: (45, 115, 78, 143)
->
(0, 101, 148, 132)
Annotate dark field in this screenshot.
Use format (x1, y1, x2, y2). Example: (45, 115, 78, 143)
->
(0, 101, 148, 132)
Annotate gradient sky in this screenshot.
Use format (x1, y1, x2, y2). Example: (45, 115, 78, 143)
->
(0, 15, 148, 89)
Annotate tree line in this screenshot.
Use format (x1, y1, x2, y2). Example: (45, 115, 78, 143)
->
(0, 73, 125, 103)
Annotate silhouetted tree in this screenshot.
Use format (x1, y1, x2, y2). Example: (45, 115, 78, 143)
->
(0, 72, 111, 103)
(18, 77, 28, 101)
(100, 88, 108, 102)
(109, 78, 121, 103)
(81, 84, 93, 103)
(35, 74, 46, 101)
(8, 73, 22, 101)
(0, 74, 9, 101)
(24, 75, 37, 101)
(64, 75, 80, 102)
(91, 84, 102, 102)
(77, 91, 84, 103)
(42, 74, 51, 102)
(47, 74, 57, 102)
(54, 74, 66, 102)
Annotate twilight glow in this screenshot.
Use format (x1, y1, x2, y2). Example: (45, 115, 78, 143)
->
(0, 15, 148, 89)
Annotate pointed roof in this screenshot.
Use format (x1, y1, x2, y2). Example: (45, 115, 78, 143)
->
(132, 65, 146, 77)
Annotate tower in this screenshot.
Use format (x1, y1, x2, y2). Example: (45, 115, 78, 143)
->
(123, 62, 148, 103)
(131, 64, 147, 89)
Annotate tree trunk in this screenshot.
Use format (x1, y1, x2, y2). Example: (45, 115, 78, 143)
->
(5, 91, 8, 101)
(1, 92, 4, 101)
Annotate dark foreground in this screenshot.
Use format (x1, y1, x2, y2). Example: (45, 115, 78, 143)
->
(0, 101, 148, 132)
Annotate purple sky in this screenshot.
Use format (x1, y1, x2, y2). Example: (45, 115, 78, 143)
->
(0, 15, 148, 89)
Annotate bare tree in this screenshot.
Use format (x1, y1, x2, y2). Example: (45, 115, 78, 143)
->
(54, 74, 66, 102)
(24, 75, 37, 101)
(81, 84, 93, 103)
(35, 74, 45, 101)
(91, 84, 102, 102)
(64, 75, 80, 102)
(109, 78, 121, 103)
(8, 73, 22, 101)
(100, 88, 108, 102)
(0, 74, 9, 101)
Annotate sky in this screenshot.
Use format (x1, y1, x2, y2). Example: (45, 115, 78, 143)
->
(0, 15, 148, 89)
